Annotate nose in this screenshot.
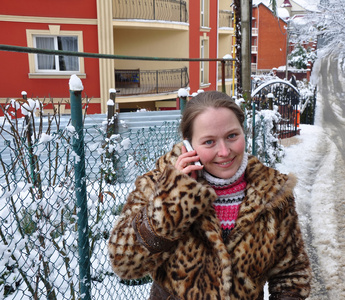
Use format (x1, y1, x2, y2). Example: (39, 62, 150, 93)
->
(217, 140, 230, 157)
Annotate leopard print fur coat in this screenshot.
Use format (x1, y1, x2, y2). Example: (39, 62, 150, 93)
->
(108, 143, 311, 300)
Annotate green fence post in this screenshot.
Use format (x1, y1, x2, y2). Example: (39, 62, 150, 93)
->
(179, 96, 187, 113)
(252, 102, 256, 156)
(69, 75, 91, 300)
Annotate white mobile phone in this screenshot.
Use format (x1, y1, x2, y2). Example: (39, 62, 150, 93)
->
(183, 140, 202, 166)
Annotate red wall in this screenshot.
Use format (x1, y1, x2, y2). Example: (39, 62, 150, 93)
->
(0, 0, 100, 113)
(256, 4, 287, 70)
(208, 2, 218, 91)
(1, 0, 97, 19)
(188, 1, 201, 94)
(188, 1, 218, 94)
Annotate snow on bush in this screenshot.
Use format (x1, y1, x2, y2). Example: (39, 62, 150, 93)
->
(244, 107, 285, 167)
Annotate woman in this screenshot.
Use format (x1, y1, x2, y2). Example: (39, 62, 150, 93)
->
(108, 91, 311, 299)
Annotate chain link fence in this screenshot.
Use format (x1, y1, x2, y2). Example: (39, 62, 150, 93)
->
(0, 98, 285, 299)
(0, 108, 182, 299)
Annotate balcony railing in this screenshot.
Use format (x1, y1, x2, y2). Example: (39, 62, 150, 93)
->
(219, 10, 233, 28)
(252, 45, 258, 53)
(218, 61, 235, 80)
(113, 0, 188, 23)
(115, 67, 189, 95)
(252, 28, 258, 35)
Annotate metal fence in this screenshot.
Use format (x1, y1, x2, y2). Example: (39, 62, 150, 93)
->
(252, 79, 301, 139)
(115, 67, 189, 96)
(113, 0, 188, 23)
(0, 110, 181, 299)
(219, 10, 233, 28)
(0, 95, 284, 299)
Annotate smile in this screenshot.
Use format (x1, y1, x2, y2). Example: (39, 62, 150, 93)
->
(217, 157, 235, 166)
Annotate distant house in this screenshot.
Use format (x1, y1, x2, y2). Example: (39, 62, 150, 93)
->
(252, 2, 288, 74)
(0, 0, 236, 115)
(251, 0, 317, 77)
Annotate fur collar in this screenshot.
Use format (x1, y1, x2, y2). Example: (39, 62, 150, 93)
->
(156, 142, 297, 250)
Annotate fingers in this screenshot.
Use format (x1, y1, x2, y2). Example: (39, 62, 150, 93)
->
(175, 147, 203, 176)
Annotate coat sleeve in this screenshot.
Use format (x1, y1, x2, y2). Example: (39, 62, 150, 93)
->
(108, 164, 217, 280)
(267, 195, 312, 300)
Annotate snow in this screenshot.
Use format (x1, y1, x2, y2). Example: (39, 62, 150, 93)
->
(2, 54, 344, 298)
(69, 74, 84, 91)
(38, 133, 54, 144)
(251, 78, 299, 97)
(277, 7, 290, 19)
(178, 88, 189, 97)
(107, 99, 115, 106)
(10, 99, 20, 110)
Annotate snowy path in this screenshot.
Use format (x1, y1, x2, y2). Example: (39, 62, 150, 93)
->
(277, 54, 345, 299)
(314, 54, 345, 299)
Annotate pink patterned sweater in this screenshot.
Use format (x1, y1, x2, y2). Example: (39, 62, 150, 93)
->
(202, 153, 248, 241)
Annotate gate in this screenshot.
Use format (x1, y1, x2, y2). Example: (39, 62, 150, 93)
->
(251, 79, 301, 139)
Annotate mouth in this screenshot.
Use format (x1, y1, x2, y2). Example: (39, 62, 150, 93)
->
(216, 157, 235, 166)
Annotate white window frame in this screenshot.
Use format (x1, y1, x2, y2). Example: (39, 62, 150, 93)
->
(201, 40, 205, 84)
(26, 26, 85, 79)
(200, 0, 209, 28)
(33, 35, 80, 73)
(200, 36, 209, 86)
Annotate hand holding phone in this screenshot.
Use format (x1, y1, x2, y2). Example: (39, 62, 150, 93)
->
(183, 140, 202, 166)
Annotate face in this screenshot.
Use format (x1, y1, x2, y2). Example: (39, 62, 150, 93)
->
(191, 107, 245, 179)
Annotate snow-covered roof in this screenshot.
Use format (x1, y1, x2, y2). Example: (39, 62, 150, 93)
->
(253, 0, 319, 13)
(252, 0, 270, 6)
(277, 7, 290, 19)
(292, 0, 319, 12)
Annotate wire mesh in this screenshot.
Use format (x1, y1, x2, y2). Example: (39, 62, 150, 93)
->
(0, 106, 288, 299)
(0, 115, 181, 300)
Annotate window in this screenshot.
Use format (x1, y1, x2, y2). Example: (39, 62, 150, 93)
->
(200, 37, 209, 85)
(26, 26, 85, 78)
(201, 0, 205, 26)
(200, 0, 209, 28)
(201, 40, 205, 84)
(34, 36, 79, 72)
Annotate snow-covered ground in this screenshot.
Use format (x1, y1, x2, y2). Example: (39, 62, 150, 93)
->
(273, 54, 345, 299)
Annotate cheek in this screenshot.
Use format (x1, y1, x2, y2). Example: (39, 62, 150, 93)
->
(235, 137, 246, 153)
(196, 148, 214, 164)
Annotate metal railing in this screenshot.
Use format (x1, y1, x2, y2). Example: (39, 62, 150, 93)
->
(251, 79, 300, 139)
(219, 10, 233, 28)
(113, 0, 188, 23)
(115, 67, 189, 95)
(217, 61, 234, 81)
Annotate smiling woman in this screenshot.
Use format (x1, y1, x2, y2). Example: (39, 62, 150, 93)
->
(185, 107, 245, 179)
(108, 91, 312, 300)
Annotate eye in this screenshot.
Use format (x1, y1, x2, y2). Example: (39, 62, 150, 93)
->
(205, 140, 213, 145)
(228, 133, 237, 139)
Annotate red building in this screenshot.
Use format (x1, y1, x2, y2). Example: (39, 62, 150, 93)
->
(252, 2, 288, 74)
(0, 0, 101, 114)
(0, 0, 233, 115)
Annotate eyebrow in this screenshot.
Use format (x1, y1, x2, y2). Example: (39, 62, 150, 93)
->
(198, 128, 242, 140)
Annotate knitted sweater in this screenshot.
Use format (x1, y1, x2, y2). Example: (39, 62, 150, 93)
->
(203, 153, 248, 240)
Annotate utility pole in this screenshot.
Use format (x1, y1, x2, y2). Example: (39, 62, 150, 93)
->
(241, 0, 252, 103)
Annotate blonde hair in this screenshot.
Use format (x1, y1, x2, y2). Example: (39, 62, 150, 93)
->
(180, 91, 244, 141)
